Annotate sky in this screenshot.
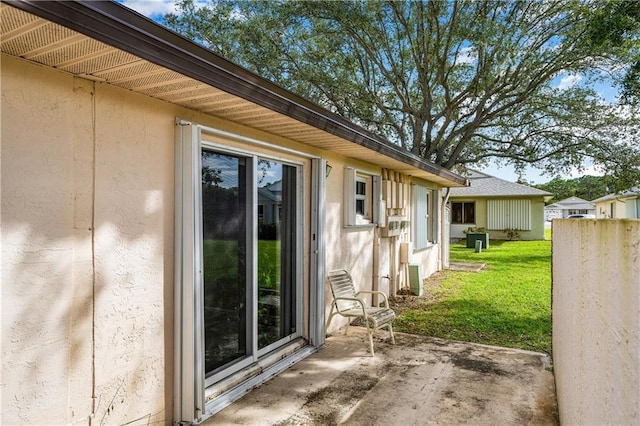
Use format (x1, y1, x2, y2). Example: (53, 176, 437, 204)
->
(119, 0, 618, 185)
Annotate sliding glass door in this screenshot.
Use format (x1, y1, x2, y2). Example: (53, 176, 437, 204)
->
(200, 149, 300, 381)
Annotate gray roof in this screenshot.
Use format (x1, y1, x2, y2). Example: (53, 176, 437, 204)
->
(448, 171, 552, 198)
(591, 187, 640, 203)
(545, 196, 595, 210)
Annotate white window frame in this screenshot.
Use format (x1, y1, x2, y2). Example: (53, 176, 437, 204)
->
(412, 184, 438, 250)
(344, 167, 381, 227)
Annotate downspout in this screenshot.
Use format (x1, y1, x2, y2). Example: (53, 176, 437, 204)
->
(390, 236, 397, 295)
(441, 187, 451, 270)
(372, 226, 380, 306)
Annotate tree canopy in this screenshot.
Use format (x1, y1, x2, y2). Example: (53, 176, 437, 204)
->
(584, 0, 640, 104)
(164, 0, 640, 188)
(534, 175, 611, 203)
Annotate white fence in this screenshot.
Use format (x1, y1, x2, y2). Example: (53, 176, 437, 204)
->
(552, 219, 640, 425)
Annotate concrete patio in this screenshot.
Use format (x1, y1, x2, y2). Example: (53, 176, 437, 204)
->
(207, 328, 558, 425)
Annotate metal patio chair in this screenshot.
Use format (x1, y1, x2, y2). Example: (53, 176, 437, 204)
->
(326, 269, 396, 355)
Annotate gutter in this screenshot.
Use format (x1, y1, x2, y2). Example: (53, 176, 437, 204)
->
(6, 0, 467, 187)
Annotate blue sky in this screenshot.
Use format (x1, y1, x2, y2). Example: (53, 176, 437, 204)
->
(120, 0, 618, 184)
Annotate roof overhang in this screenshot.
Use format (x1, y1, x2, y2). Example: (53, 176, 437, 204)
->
(1, 0, 467, 187)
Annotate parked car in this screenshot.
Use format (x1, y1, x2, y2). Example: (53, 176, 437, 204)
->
(567, 214, 596, 218)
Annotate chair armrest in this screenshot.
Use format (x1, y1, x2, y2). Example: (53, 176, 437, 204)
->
(355, 290, 390, 307)
(333, 296, 367, 316)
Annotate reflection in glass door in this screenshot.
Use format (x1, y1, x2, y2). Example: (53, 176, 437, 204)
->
(201, 151, 249, 376)
(200, 149, 299, 380)
(257, 161, 297, 350)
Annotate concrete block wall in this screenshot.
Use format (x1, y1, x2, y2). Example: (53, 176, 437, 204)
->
(552, 219, 640, 425)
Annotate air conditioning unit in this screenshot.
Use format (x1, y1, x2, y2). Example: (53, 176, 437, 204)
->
(408, 264, 423, 296)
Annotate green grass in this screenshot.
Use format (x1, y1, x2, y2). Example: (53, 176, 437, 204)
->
(393, 240, 552, 355)
(203, 239, 280, 288)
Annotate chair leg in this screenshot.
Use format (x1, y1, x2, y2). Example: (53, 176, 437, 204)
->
(368, 329, 375, 356)
(325, 305, 336, 333)
(387, 323, 395, 345)
(345, 319, 350, 336)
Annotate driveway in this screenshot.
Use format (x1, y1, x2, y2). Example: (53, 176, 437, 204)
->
(208, 328, 558, 425)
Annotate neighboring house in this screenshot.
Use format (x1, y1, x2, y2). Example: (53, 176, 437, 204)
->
(448, 171, 552, 240)
(592, 188, 640, 218)
(0, 2, 467, 425)
(258, 181, 282, 224)
(545, 196, 596, 220)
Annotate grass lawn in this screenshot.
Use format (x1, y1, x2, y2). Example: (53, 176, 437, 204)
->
(392, 239, 552, 355)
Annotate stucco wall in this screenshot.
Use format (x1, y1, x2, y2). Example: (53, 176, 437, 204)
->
(2, 55, 95, 424)
(2, 54, 175, 425)
(324, 160, 379, 332)
(323, 159, 443, 333)
(552, 219, 640, 425)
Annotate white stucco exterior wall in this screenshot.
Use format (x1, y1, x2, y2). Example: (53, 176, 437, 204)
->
(91, 79, 175, 424)
(323, 161, 443, 333)
(552, 219, 640, 425)
(2, 56, 95, 424)
(2, 54, 174, 425)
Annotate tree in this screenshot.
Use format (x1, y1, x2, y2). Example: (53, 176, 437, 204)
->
(535, 175, 610, 203)
(584, 0, 640, 104)
(164, 0, 640, 187)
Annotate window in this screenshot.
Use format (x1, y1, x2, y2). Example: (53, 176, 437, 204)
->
(355, 178, 368, 217)
(452, 202, 475, 224)
(344, 167, 381, 226)
(413, 184, 438, 249)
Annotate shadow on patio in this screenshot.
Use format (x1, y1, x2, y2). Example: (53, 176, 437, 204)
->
(208, 328, 558, 425)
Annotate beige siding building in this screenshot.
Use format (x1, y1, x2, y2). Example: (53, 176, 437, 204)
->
(592, 188, 640, 219)
(448, 171, 551, 241)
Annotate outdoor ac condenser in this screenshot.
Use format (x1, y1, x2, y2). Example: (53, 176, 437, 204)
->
(408, 264, 423, 296)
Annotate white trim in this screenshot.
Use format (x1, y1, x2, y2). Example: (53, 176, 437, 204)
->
(344, 167, 382, 227)
(310, 158, 326, 347)
(174, 120, 205, 423)
(196, 122, 319, 160)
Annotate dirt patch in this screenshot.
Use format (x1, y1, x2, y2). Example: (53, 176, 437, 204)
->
(449, 354, 512, 376)
(389, 270, 453, 311)
(448, 261, 487, 272)
(276, 367, 388, 425)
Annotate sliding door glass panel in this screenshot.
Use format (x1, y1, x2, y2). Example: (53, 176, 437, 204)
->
(201, 150, 248, 376)
(257, 160, 297, 349)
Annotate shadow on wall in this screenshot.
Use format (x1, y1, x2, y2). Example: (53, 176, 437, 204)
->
(3, 187, 173, 424)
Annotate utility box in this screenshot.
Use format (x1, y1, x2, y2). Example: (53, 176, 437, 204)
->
(466, 233, 489, 249)
(408, 264, 423, 296)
